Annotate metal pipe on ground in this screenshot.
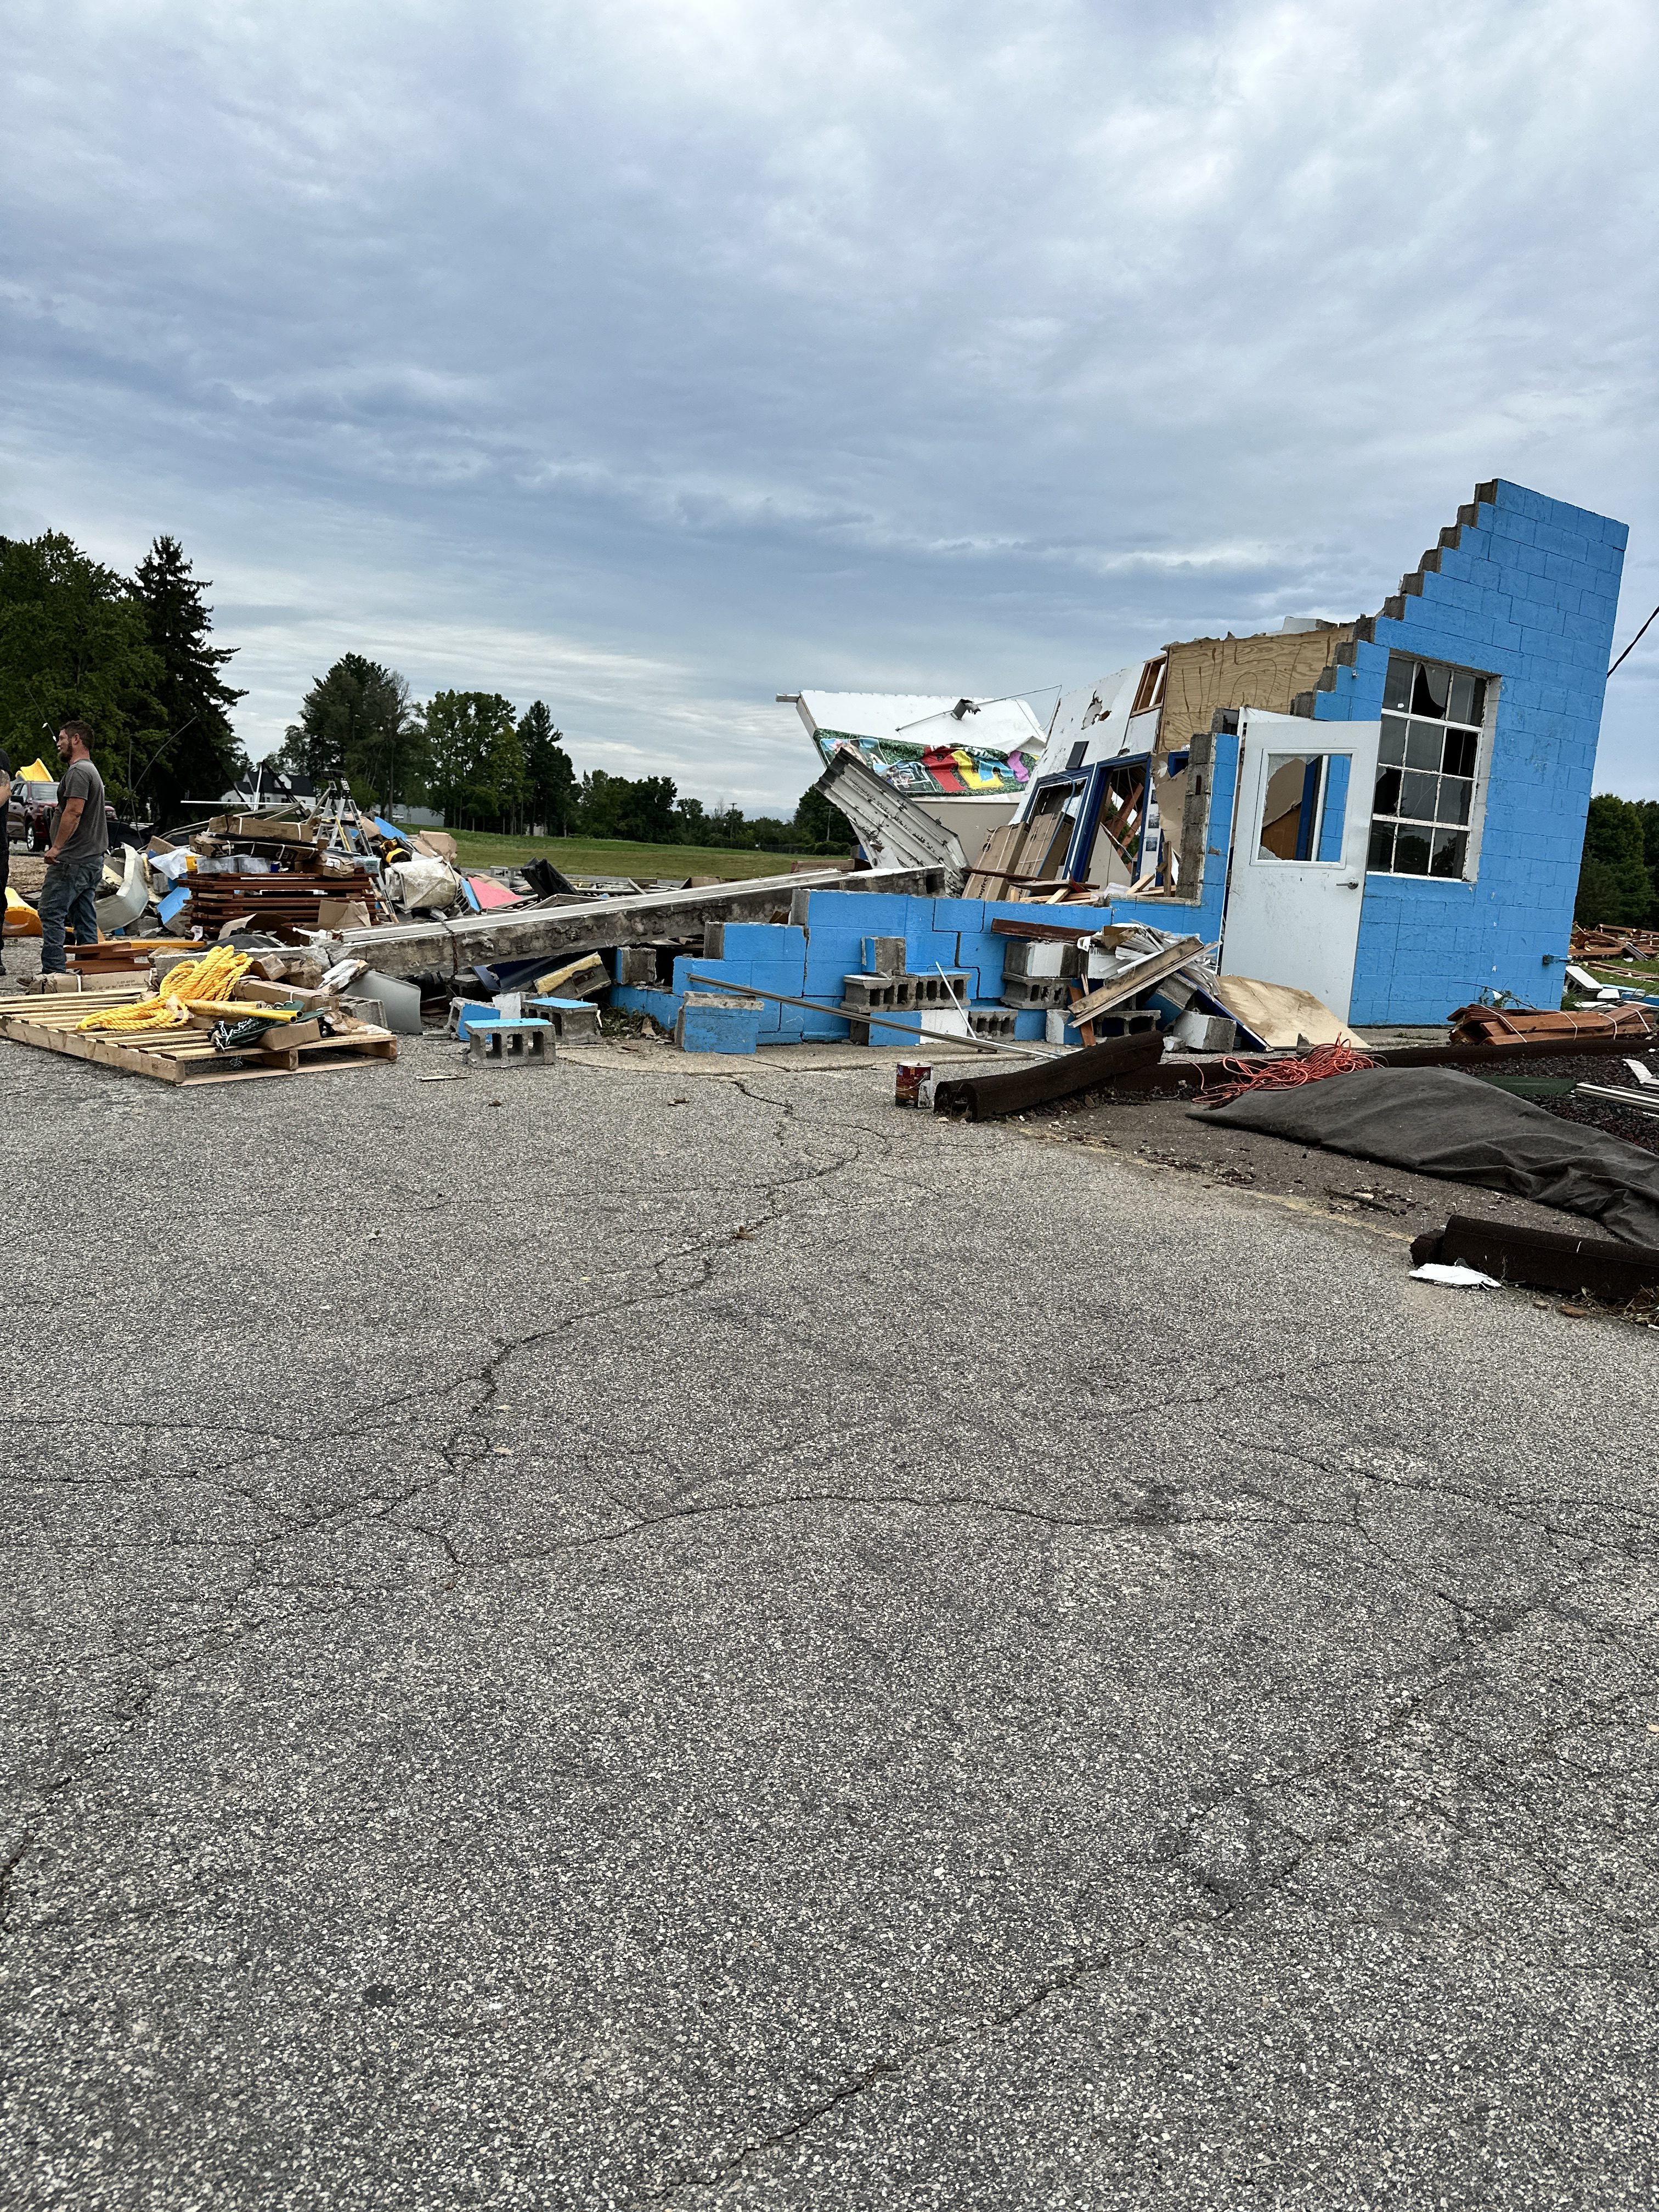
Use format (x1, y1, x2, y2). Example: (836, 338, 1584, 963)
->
(680, 974, 1052, 1061)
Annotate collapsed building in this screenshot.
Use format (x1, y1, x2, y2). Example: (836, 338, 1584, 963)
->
(794, 478, 1627, 1025)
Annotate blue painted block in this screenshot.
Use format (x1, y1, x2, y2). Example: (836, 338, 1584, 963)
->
(677, 998, 763, 1055)
(804, 890, 915, 936)
(610, 984, 684, 1025)
(719, 923, 806, 962)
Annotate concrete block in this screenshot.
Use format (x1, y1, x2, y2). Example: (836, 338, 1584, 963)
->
(861, 935, 908, 975)
(1002, 938, 1085, 979)
(721, 923, 807, 962)
(469, 1020, 553, 1066)
(613, 945, 661, 985)
(843, 973, 917, 1014)
(675, 994, 763, 1056)
(804, 890, 915, 937)
(526, 995, 602, 1042)
(1001, 975, 1072, 1009)
(1172, 1011, 1237, 1052)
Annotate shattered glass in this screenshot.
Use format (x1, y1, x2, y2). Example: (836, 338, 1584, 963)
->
(1411, 660, 1452, 717)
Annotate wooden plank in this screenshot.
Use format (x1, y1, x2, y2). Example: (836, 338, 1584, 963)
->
(990, 918, 1095, 943)
(1067, 937, 1205, 1022)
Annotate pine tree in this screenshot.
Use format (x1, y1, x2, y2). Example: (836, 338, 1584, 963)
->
(518, 701, 577, 834)
(131, 535, 246, 823)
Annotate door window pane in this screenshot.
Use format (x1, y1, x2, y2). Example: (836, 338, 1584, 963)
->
(1259, 753, 1326, 860)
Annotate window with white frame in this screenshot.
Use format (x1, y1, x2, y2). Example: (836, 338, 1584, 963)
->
(1368, 654, 1491, 878)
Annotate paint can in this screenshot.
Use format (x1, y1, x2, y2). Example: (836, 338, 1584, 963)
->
(895, 1062, 934, 1109)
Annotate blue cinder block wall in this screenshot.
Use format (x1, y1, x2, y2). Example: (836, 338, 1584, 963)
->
(1306, 479, 1626, 1025)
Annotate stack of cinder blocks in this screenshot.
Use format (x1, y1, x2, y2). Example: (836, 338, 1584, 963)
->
(999, 936, 1085, 1010)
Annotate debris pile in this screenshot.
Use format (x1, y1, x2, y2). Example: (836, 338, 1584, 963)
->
(2, 783, 737, 958)
(0, 943, 397, 1086)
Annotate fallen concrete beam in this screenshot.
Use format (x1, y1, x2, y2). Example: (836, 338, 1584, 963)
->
(326, 866, 947, 981)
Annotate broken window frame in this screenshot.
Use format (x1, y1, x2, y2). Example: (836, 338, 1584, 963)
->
(1020, 753, 1170, 890)
(1367, 654, 1495, 883)
(1130, 658, 1167, 719)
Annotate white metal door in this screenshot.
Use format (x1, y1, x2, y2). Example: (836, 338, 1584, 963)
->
(1220, 709, 1380, 1020)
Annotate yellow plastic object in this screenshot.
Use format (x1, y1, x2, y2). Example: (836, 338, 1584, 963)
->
(4, 889, 42, 938)
(74, 946, 252, 1032)
(15, 758, 54, 782)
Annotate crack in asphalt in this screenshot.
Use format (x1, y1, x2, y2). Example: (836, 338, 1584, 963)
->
(9, 1060, 1659, 2206)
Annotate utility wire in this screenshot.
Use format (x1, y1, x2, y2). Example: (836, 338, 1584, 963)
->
(1608, 601, 1659, 679)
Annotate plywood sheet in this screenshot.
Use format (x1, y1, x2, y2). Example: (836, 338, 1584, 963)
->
(1206, 972, 1359, 1048)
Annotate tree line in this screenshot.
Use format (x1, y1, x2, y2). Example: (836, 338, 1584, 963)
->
(274, 654, 849, 851)
(0, 532, 850, 850)
(1576, 794, 1659, 929)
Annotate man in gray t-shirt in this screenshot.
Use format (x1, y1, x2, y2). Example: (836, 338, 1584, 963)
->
(38, 719, 110, 974)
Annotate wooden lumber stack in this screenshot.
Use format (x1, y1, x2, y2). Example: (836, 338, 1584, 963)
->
(183, 870, 384, 938)
(67, 939, 196, 979)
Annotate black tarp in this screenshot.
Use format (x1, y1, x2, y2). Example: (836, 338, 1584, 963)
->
(1197, 1066, 1659, 1248)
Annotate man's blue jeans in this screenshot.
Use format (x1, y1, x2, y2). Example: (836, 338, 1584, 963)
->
(38, 857, 103, 974)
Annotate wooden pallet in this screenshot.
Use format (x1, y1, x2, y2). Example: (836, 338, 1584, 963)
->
(0, 991, 399, 1085)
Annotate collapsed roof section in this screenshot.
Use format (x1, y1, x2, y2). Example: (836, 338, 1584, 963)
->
(785, 690, 1047, 803)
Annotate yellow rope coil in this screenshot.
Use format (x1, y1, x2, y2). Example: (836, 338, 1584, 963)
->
(76, 947, 252, 1032)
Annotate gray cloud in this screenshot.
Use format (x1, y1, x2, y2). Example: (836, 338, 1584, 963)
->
(4, 0, 1657, 808)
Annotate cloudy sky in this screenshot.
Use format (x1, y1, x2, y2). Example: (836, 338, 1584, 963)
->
(5, 0, 1656, 811)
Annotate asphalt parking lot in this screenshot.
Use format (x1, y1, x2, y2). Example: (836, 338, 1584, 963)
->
(3, 1020, 1657, 2208)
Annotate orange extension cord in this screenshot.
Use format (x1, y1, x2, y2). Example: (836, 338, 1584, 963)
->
(1200, 1038, 1376, 1108)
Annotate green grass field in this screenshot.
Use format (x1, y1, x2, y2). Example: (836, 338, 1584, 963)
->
(426, 828, 834, 881)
